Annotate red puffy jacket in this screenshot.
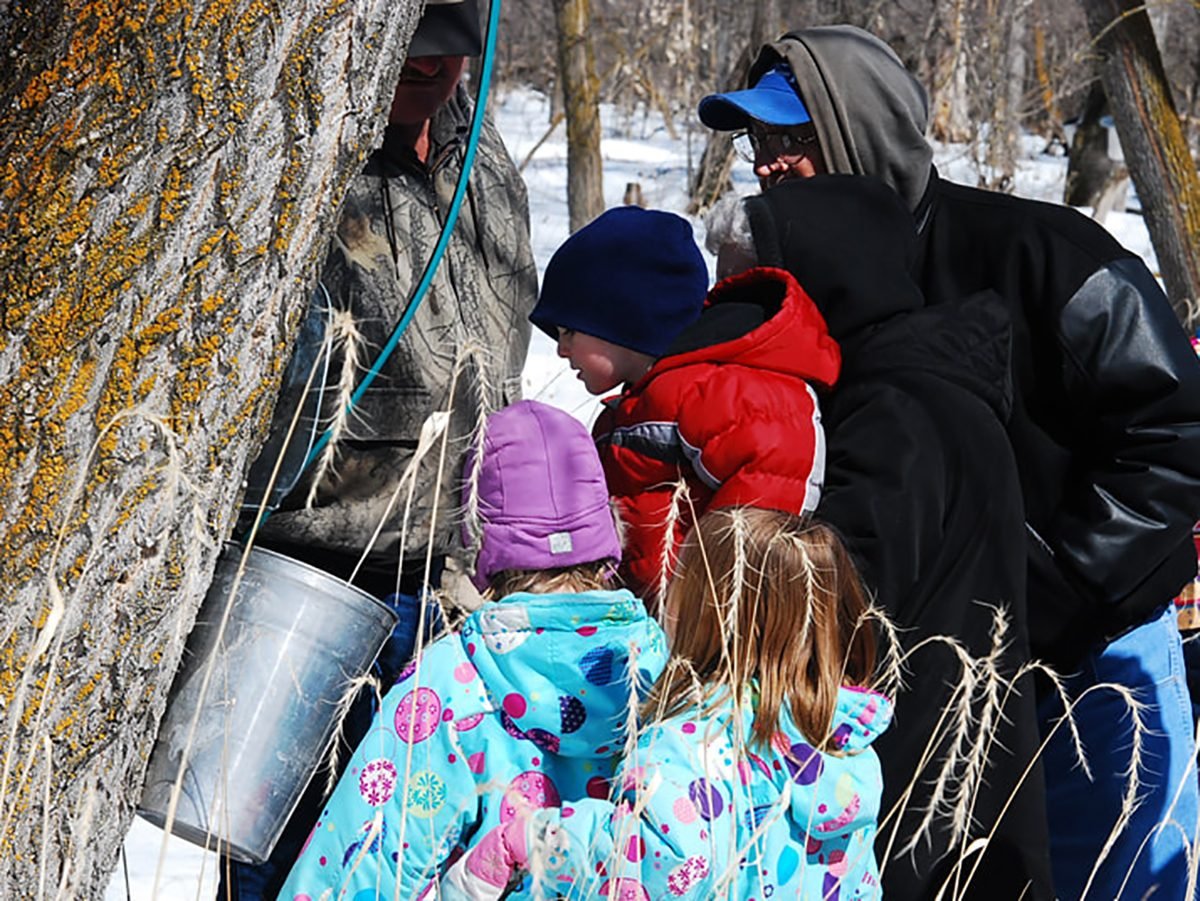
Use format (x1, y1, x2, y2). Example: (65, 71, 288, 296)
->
(594, 267, 841, 601)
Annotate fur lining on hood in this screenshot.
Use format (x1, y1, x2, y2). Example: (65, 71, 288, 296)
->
(751, 25, 933, 213)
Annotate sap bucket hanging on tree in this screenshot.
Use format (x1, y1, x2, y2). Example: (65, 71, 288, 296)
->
(137, 543, 398, 864)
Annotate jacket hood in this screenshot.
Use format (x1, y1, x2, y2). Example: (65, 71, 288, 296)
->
(751, 25, 933, 213)
(844, 291, 1016, 421)
(650, 266, 840, 389)
(747, 175, 1013, 418)
(460, 589, 668, 758)
(746, 686, 892, 832)
(746, 175, 924, 339)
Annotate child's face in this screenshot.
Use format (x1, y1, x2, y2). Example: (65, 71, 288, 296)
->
(556, 328, 654, 395)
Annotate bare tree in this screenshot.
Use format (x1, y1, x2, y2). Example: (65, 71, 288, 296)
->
(688, 0, 779, 213)
(928, 0, 973, 143)
(554, 0, 605, 231)
(1064, 80, 1124, 211)
(0, 0, 420, 895)
(1079, 0, 1200, 322)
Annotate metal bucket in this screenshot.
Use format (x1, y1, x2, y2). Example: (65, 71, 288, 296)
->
(138, 543, 398, 864)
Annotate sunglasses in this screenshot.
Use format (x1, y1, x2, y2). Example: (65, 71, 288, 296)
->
(732, 127, 820, 163)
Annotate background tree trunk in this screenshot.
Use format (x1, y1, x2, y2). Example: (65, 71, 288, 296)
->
(929, 0, 973, 143)
(0, 0, 420, 895)
(1064, 79, 1118, 207)
(979, 0, 1027, 191)
(554, 0, 605, 232)
(687, 0, 778, 214)
(1079, 0, 1200, 323)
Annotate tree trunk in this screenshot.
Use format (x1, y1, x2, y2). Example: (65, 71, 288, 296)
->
(929, 0, 972, 144)
(983, 0, 1027, 191)
(0, 0, 420, 895)
(1065, 80, 1117, 207)
(1079, 0, 1200, 323)
(688, 0, 778, 214)
(553, 0, 604, 232)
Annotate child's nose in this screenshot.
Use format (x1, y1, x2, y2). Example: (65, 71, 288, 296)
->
(556, 339, 570, 358)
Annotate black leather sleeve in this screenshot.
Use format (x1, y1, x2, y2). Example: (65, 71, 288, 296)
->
(1050, 258, 1200, 632)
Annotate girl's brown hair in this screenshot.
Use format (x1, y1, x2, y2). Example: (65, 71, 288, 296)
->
(486, 560, 615, 600)
(644, 507, 876, 751)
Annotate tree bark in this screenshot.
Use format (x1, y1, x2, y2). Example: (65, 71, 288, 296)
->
(0, 0, 420, 895)
(688, 0, 778, 214)
(553, 0, 604, 232)
(1065, 80, 1117, 207)
(929, 0, 972, 144)
(1079, 0, 1200, 323)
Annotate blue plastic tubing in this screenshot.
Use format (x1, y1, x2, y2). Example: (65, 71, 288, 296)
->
(302, 0, 504, 473)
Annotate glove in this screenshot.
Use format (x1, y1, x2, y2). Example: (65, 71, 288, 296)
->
(440, 815, 529, 900)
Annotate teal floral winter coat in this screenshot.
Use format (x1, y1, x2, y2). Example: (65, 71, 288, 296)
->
(515, 685, 893, 900)
(278, 589, 667, 900)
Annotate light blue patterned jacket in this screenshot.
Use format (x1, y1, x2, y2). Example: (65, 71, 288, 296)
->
(516, 685, 893, 900)
(279, 589, 666, 900)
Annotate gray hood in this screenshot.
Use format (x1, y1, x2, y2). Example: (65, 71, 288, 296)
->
(751, 25, 933, 212)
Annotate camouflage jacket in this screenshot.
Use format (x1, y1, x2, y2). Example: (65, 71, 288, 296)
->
(260, 87, 537, 568)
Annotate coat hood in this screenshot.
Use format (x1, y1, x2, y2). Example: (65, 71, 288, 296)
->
(747, 175, 1013, 419)
(751, 25, 933, 214)
(746, 174, 924, 339)
(844, 291, 1015, 421)
(650, 266, 840, 389)
(735, 686, 892, 835)
(459, 590, 668, 758)
(778, 687, 892, 828)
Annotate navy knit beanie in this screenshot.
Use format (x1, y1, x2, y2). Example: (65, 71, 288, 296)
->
(531, 207, 708, 358)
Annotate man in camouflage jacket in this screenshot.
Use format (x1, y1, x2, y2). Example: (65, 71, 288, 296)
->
(257, 2, 537, 599)
(223, 3, 537, 897)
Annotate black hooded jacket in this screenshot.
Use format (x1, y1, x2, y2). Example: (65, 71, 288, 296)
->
(751, 26, 1200, 665)
(747, 175, 1054, 901)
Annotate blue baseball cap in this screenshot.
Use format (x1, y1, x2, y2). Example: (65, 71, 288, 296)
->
(698, 64, 811, 130)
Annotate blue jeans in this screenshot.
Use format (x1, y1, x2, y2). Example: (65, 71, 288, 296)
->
(1038, 606, 1199, 900)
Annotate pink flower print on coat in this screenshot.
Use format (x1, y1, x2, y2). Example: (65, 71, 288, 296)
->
(454, 712, 485, 731)
(395, 687, 442, 743)
(667, 855, 710, 895)
(857, 695, 880, 726)
(816, 772, 862, 833)
(673, 795, 699, 825)
(500, 771, 561, 822)
(815, 794, 862, 832)
(526, 728, 561, 753)
(358, 758, 398, 806)
(462, 825, 516, 889)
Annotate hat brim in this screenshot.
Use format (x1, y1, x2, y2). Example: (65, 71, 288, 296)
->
(529, 310, 559, 343)
(408, 0, 483, 57)
(698, 71, 811, 130)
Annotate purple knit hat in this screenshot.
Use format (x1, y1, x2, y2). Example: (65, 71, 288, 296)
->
(462, 400, 621, 591)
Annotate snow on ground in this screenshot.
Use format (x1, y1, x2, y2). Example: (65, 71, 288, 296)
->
(107, 86, 1158, 899)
